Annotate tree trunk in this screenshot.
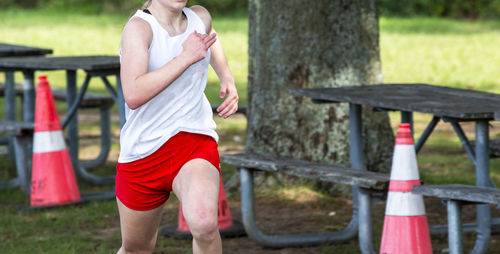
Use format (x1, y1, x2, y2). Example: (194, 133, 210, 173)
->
(246, 0, 394, 193)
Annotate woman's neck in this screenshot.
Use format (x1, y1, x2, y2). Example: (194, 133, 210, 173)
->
(148, 1, 186, 31)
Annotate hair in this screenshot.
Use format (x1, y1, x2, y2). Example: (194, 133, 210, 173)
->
(142, 0, 152, 9)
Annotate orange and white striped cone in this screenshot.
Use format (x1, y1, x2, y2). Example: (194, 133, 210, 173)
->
(30, 75, 81, 208)
(380, 123, 432, 254)
(161, 174, 245, 238)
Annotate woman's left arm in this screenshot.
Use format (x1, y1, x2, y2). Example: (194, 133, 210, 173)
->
(191, 5, 239, 119)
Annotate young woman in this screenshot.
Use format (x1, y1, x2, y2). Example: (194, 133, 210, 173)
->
(117, 0, 238, 253)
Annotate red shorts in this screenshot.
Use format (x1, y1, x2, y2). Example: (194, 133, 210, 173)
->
(115, 132, 220, 211)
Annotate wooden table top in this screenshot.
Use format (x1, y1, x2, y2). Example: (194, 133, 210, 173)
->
(291, 84, 500, 120)
(0, 55, 119, 72)
(0, 43, 52, 57)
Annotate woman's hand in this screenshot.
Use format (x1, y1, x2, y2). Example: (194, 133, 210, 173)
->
(180, 32, 217, 64)
(217, 76, 238, 118)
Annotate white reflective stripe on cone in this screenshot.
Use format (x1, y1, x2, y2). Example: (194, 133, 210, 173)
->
(33, 130, 67, 153)
(390, 145, 420, 181)
(385, 191, 426, 216)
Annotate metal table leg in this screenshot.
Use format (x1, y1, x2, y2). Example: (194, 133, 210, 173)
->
(401, 111, 414, 136)
(428, 119, 499, 251)
(66, 70, 81, 176)
(0, 123, 32, 193)
(80, 104, 111, 169)
(65, 70, 114, 185)
(22, 71, 35, 122)
(239, 167, 358, 248)
(415, 116, 440, 154)
(471, 120, 491, 254)
(98, 74, 125, 127)
(62, 74, 113, 169)
(232, 104, 365, 248)
(358, 188, 375, 254)
(449, 121, 476, 164)
(99, 76, 118, 101)
(12, 135, 31, 195)
(447, 200, 464, 254)
(350, 103, 375, 254)
(0, 100, 20, 189)
(62, 74, 91, 128)
(4, 71, 16, 121)
(116, 75, 126, 128)
(1, 71, 32, 190)
(1, 71, 35, 191)
(4, 71, 17, 166)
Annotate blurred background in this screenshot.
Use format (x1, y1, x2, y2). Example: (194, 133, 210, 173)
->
(0, 0, 499, 253)
(2, 0, 500, 17)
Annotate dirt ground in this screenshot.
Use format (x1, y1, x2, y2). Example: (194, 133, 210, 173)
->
(76, 112, 500, 253)
(152, 188, 500, 254)
(144, 169, 496, 251)
(157, 191, 365, 254)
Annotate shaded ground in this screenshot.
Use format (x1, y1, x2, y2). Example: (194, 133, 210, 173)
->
(2, 112, 500, 253)
(78, 112, 500, 253)
(94, 187, 500, 254)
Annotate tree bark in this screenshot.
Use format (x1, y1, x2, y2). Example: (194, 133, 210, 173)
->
(246, 0, 394, 192)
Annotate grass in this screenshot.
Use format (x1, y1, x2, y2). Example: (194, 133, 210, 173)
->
(379, 17, 500, 93)
(0, 8, 248, 105)
(1, 9, 500, 253)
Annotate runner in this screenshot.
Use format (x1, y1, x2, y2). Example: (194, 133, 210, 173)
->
(116, 0, 238, 253)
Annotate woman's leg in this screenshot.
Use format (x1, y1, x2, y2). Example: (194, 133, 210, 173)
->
(116, 198, 165, 254)
(172, 158, 222, 254)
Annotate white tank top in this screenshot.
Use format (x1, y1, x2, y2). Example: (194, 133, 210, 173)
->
(118, 8, 218, 163)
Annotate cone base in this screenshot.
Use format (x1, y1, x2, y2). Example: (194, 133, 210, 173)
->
(30, 150, 81, 207)
(29, 201, 83, 209)
(31, 196, 82, 208)
(18, 200, 86, 211)
(161, 220, 246, 239)
(380, 215, 432, 254)
(19, 191, 115, 211)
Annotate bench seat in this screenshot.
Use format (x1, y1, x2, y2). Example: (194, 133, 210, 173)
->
(0, 120, 33, 135)
(221, 152, 389, 249)
(412, 184, 500, 253)
(50, 88, 114, 108)
(0, 83, 113, 169)
(221, 153, 389, 190)
(0, 83, 114, 108)
(0, 120, 33, 194)
(413, 184, 500, 207)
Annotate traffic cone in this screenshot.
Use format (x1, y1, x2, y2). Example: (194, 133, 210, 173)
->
(161, 174, 246, 238)
(30, 75, 81, 208)
(380, 123, 432, 254)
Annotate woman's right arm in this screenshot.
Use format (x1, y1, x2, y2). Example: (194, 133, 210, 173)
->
(120, 18, 216, 109)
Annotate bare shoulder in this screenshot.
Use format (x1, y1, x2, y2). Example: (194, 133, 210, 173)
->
(121, 17, 153, 49)
(123, 17, 152, 39)
(190, 5, 212, 33)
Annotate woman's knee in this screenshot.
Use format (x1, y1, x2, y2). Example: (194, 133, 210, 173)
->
(188, 211, 219, 241)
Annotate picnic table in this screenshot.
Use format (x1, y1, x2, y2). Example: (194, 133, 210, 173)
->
(0, 43, 53, 191)
(291, 83, 500, 253)
(0, 56, 123, 197)
(0, 43, 52, 124)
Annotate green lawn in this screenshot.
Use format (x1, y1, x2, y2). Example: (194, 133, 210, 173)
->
(1, 9, 500, 253)
(380, 17, 500, 93)
(0, 9, 248, 105)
